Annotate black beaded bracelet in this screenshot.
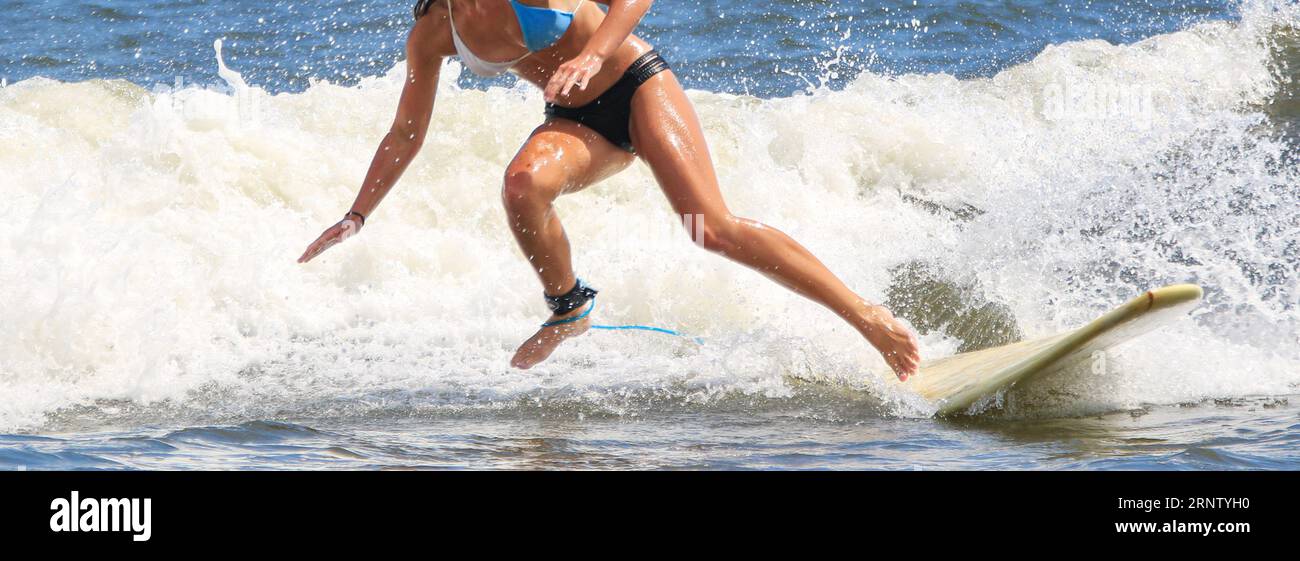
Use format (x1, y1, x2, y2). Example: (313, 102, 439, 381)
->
(345, 211, 367, 226)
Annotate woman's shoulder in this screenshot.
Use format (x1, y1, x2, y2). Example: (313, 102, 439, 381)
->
(408, 1, 456, 60)
(413, 0, 446, 21)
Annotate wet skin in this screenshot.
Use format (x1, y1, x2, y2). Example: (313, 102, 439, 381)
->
(298, 0, 922, 379)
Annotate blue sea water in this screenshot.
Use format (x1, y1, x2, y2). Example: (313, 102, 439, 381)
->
(0, 0, 1241, 94)
(1, 1, 1298, 470)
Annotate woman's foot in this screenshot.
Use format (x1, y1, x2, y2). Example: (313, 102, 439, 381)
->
(860, 305, 922, 381)
(510, 305, 593, 369)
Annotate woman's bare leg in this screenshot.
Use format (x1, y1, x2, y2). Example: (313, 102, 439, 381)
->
(503, 118, 635, 369)
(628, 71, 921, 379)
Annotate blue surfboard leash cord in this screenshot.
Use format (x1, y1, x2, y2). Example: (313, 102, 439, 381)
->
(541, 298, 704, 344)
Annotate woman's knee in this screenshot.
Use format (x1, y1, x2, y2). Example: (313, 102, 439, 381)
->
(501, 167, 563, 216)
(694, 213, 743, 254)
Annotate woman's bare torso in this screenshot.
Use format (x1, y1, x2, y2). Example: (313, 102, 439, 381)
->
(422, 0, 653, 107)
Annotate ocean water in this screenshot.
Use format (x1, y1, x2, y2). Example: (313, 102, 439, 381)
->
(1, 0, 1298, 470)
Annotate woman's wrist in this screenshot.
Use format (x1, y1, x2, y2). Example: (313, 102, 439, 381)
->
(344, 211, 367, 230)
(585, 43, 614, 61)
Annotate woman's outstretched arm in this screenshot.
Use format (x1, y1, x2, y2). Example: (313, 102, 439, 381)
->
(299, 19, 448, 264)
(545, 0, 654, 101)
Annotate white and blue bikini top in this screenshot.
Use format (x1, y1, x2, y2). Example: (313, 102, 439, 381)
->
(449, 0, 586, 77)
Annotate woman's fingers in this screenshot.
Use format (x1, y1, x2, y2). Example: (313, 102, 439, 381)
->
(566, 67, 592, 98)
(562, 61, 600, 98)
(303, 237, 340, 264)
(298, 236, 329, 264)
(298, 247, 316, 264)
(298, 236, 324, 264)
(560, 66, 585, 98)
(577, 64, 594, 91)
(546, 58, 601, 102)
(545, 65, 572, 101)
(556, 74, 577, 98)
(298, 224, 344, 264)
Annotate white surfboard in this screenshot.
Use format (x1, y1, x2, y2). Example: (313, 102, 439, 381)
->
(904, 284, 1204, 415)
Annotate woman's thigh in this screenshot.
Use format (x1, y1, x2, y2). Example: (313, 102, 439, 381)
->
(627, 71, 730, 217)
(506, 117, 636, 198)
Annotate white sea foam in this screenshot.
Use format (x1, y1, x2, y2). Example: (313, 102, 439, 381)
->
(1, 3, 1297, 430)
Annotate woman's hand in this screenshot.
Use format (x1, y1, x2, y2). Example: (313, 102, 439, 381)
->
(297, 217, 363, 264)
(861, 304, 922, 382)
(544, 51, 605, 103)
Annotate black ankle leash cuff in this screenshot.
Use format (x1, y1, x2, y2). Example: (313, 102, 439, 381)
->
(546, 280, 598, 315)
